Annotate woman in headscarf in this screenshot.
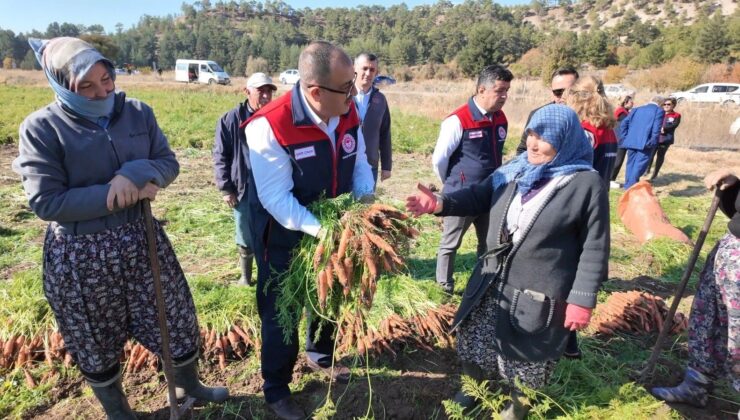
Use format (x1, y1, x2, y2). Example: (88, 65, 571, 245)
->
(407, 104, 609, 419)
(12, 37, 228, 419)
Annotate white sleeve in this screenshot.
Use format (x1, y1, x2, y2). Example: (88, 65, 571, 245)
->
(246, 117, 321, 237)
(352, 128, 375, 197)
(431, 115, 463, 182)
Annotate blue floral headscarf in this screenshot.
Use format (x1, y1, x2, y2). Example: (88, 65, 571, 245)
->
(492, 104, 594, 195)
(28, 37, 116, 126)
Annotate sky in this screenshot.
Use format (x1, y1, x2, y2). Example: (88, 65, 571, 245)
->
(0, 0, 527, 35)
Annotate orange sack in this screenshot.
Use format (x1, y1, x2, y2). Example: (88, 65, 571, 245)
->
(617, 181, 691, 244)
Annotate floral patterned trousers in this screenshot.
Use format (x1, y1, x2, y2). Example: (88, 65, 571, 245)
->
(687, 233, 740, 392)
(42, 219, 200, 374)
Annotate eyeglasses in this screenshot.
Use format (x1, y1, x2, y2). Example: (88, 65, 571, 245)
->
(662, 103, 673, 106)
(552, 88, 565, 98)
(307, 73, 357, 99)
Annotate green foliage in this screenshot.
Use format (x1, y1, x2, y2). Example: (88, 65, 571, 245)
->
(457, 22, 535, 77)
(693, 13, 730, 63)
(540, 32, 579, 85)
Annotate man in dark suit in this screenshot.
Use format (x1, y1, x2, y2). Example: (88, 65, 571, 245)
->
(619, 96, 665, 189)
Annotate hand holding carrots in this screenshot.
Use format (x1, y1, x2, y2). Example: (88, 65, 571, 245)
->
(405, 183, 441, 217)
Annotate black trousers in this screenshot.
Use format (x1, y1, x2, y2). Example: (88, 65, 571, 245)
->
(254, 243, 335, 403)
(610, 147, 627, 181)
(647, 143, 670, 179)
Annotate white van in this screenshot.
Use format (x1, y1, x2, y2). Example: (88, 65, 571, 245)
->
(175, 59, 231, 85)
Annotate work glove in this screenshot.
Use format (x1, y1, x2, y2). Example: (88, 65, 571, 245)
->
(564, 303, 593, 331)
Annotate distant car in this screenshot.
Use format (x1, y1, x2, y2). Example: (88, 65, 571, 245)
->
(279, 69, 300, 84)
(603, 84, 634, 99)
(670, 83, 740, 105)
(374, 75, 396, 86)
(114, 68, 127, 75)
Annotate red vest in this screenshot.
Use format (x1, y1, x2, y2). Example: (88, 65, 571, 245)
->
(443, 98, 508, 192)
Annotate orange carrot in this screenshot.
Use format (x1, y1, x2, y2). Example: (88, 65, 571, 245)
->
(312, 242, 326, 271)
(337, 226, 352, 257)
(23, 368, 37, 389)
(343, 257, 354, 289)
(318, 268, 329, 309)
(332, 254, 348, 288)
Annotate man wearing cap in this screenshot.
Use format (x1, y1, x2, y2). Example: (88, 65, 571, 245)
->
(212, 72, 276, 286)
(353, 52, 392, 187)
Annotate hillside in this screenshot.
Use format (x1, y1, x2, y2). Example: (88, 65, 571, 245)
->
(522, 0, 737, 32)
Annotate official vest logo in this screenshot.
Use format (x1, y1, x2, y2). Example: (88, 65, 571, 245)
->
(498, 126, 507, 139)
(341, 133, 356, 154)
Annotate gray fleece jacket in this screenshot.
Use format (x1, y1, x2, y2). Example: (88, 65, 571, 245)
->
(442, 171, 609, 362)
(13, 92, 179, 235)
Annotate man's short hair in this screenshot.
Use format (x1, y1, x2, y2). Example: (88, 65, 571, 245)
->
(651, 95, 665, 104)
(355, 52, 378, 65)
(476, 65, 514, 89)
(299, 41, 352, 87)
(551, 66, 579, 81)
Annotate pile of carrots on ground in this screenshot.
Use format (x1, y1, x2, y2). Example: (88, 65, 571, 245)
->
(590, 290, 688, 336)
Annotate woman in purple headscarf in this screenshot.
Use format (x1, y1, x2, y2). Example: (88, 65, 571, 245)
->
(407, 104, 610, 419)
(12, 37, 228, 419)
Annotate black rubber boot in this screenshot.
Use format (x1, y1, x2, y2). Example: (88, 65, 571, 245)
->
(172, 353, 229, 402)
(87, 372, 137, 420)
(452, 362, 485, 409)
(237, 246, 254, 286)
(500, 389, 530, 420)
(650, 367, 712, 407)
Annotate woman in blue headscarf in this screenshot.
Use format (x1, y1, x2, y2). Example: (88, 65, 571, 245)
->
(407, 104, 610, 419)
(12, 37, 228, 419)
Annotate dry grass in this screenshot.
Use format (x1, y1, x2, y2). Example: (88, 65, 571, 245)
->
(3, 68, 738, 149)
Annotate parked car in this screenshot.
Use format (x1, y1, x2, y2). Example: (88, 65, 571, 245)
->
(670, 83, 740, 105)
(279, 69, 300, 84)
(603, 84, 634, 99)
(374, 75, 396, 86)
(114, 68, 127, 75)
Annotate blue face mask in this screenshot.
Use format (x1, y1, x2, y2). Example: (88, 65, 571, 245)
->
(47, 71, 115, 125)
(29, 38, 115, 127)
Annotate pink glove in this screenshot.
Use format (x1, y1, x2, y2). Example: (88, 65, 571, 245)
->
(405, 183, 439, 217)
(564, 303, 593, 331)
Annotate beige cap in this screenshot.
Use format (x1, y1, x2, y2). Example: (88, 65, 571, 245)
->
(247, 72, 277, 90)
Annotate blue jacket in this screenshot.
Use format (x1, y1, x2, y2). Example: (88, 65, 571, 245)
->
(619, 103, 664, 151)
(213, 101, 254, 201)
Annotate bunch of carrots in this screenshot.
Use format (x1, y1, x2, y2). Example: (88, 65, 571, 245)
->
(275, 196, 421, 349)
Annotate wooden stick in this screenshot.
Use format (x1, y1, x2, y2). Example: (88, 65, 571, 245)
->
(641, 188, 721, 382)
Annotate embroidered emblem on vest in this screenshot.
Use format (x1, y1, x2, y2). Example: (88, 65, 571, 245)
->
(341, 133, 356, 154)
(498, 126, 507, 140)
(469, 130, 483, 139)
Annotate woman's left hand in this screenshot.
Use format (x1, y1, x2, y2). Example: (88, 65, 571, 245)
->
(564, 303, 593, 331)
